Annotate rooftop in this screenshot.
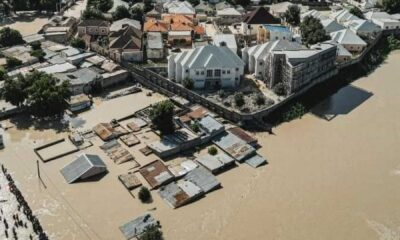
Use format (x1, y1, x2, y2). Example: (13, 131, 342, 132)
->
(139, 160, 174, 188)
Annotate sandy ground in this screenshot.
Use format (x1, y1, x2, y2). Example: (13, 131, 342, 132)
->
(1, 52, 400, 239)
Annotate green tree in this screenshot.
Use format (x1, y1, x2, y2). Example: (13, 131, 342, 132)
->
(149, 100, 175, 135)
(143, 0, 153, 13)
(130, 6, 144, 22)
(300, 16, 330, 46)
(0, 27, 24, 47)
(26, 71, 71, 117)
(112, 5, 131, 20)
(284, 5, 300, 26)
(254, 94, 265, 105)
(6, 57, 22, 69)
(187, 0, 199, 7)
(234, 93, 245, 107)
(183, 77, 194, 89)
(273, 82, 286, 96)
(139, 225, 164, 240)
(87, 0, 113, 12)
(388, 34, 400, 50)
(82, 8, 106, 20)
(2, 75, 30, 106)
(208, 146, 218, 155)
(30, 49, 45, 61)
(190, 121, 200, 133)
(70, 38, 86, 49)
(138, 187, 151, 203)
(382, 0, 400, 13)
(30, 41, 42, 50)
(233, 0, 250, 7)
(0, 67, 6, 81)
(349, 7, 365, 19)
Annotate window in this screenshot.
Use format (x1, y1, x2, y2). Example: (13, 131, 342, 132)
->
(222, 70, 226, 74)
(214, 69, 221, 77)
(235, 77, 238, 80)
(236, 68, 239, 71)
(196, 71, 199, 75)
(259, 62, 263, 65)
(186, 69, 189, 73)
(227, 70, 231, 74)
(206, 70, 213, 77)
(201, 71, 204, 75)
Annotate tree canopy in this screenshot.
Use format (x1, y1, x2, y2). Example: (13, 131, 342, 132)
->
(112, 5, 131, 20)
(300, 16, 330, 46)
(382, 0, 400, 13)
(284, 5, 301, 26)
(87, 0, 113, 12)
(0, 27, 24, 48)
(2, 71, 71, 117)
(10, 0, 57, 11)
(82, 8, 106, 20)
(70, 38, 86, 49)
(349, 7, 365, 19)
(130, 6, 144, 22)
(149, 100, 175, 135)
(139, 225, 164, 240)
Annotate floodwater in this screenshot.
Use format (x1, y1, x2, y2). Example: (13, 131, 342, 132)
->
(1, 52, 400, 240)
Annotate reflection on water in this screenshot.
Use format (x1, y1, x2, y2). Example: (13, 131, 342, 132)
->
(312, 85, 373, 121)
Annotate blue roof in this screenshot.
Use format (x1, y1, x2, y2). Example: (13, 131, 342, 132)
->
(264, 24, 290, 33)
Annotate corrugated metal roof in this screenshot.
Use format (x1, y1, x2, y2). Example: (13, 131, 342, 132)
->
(213, 132, 256, 162)
(60, 154, 106, 184)
(184, 166, 220, 193)
(119, 214, 157, 240)
(245, 154, 267, 168)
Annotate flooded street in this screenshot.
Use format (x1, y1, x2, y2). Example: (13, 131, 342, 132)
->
(0, 52, 400, 240)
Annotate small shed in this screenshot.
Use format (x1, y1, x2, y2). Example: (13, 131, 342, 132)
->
(159, 180, 204, 208)
(119, 214, 158, 240)
(245, 154, 267, 168)
(60, 154, 107, 184)
(227, 127, 258, 147)
(213, 132, 256, 162)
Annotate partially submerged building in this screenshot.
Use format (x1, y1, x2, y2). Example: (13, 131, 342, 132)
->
(184, 166, 221, 193)
(159, 180, 204, 208)
(148, 128, 201, 158)
(60, 153, 107, 184)
(196, 151, 235, 173)
(139, 160, 174, 189)
(119, 214, 158, 240)
(213, 131, 256, 162)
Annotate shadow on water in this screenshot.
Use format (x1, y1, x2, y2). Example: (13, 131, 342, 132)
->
(311, 85, 373, 121)
(9, 113, 69, 133)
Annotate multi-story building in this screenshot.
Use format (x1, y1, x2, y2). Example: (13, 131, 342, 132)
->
(168, 45, 245, 89)
(242, 40, 337, 94)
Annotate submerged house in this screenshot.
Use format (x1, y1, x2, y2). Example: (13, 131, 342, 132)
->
(60, 153, 107, 184)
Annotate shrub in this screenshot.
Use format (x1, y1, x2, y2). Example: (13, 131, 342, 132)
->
(183, 77, 194, 89)
(30, 49, 45, 60)
(234, 93, 245, 107)
(273, 83, 287, 96)
(6, 57, 22, 69)
(71, 38, 86, 49)
(30, 41, 42, 50)
(283, 103, 306, 122)
(208, 146, 218, 155)
(149, 100, 175, 135)
(254, 94, 265, 105)
(190, 122, 200, 133)
(139, 225, 164, 240)
(138, 187, 151, 203)
(218, 90, 225, 98)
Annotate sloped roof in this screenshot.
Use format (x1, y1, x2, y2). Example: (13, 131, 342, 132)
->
(347, 19, 381, 33)
(184, 166, 220, 193)
(109, 26, 142, 50)
(60, 154, 106, 184)
(217, 7, 241, 16)
(120, 214, 157, 240)
(330, 29, 367, 46)
(110, 18, 141, 32)
(321, 19, 345, 33)
(215, 1, 232, 10)
(78, 20, 109, 27)
(330, 9, 360, 22)
(213, 34, 237, 49)
(243, 7, 280, 25)
(144, 19, 169, 32)
(176, 45, 244, 69)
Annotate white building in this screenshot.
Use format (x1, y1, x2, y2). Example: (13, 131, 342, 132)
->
(365, 11, 400, 30)
(344, 19, 381, 37)
(242, 40, 337, 94)
(330, 29, 367, 53)
(213, 34, 238, 54)
(347, 0, 377, 11)
(168, 45, 245, 89)
(320, 19, 345, 34)
(301, 9, 327, 21)
(330, 9, 360, 24)
(163, 0, 195, 16)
